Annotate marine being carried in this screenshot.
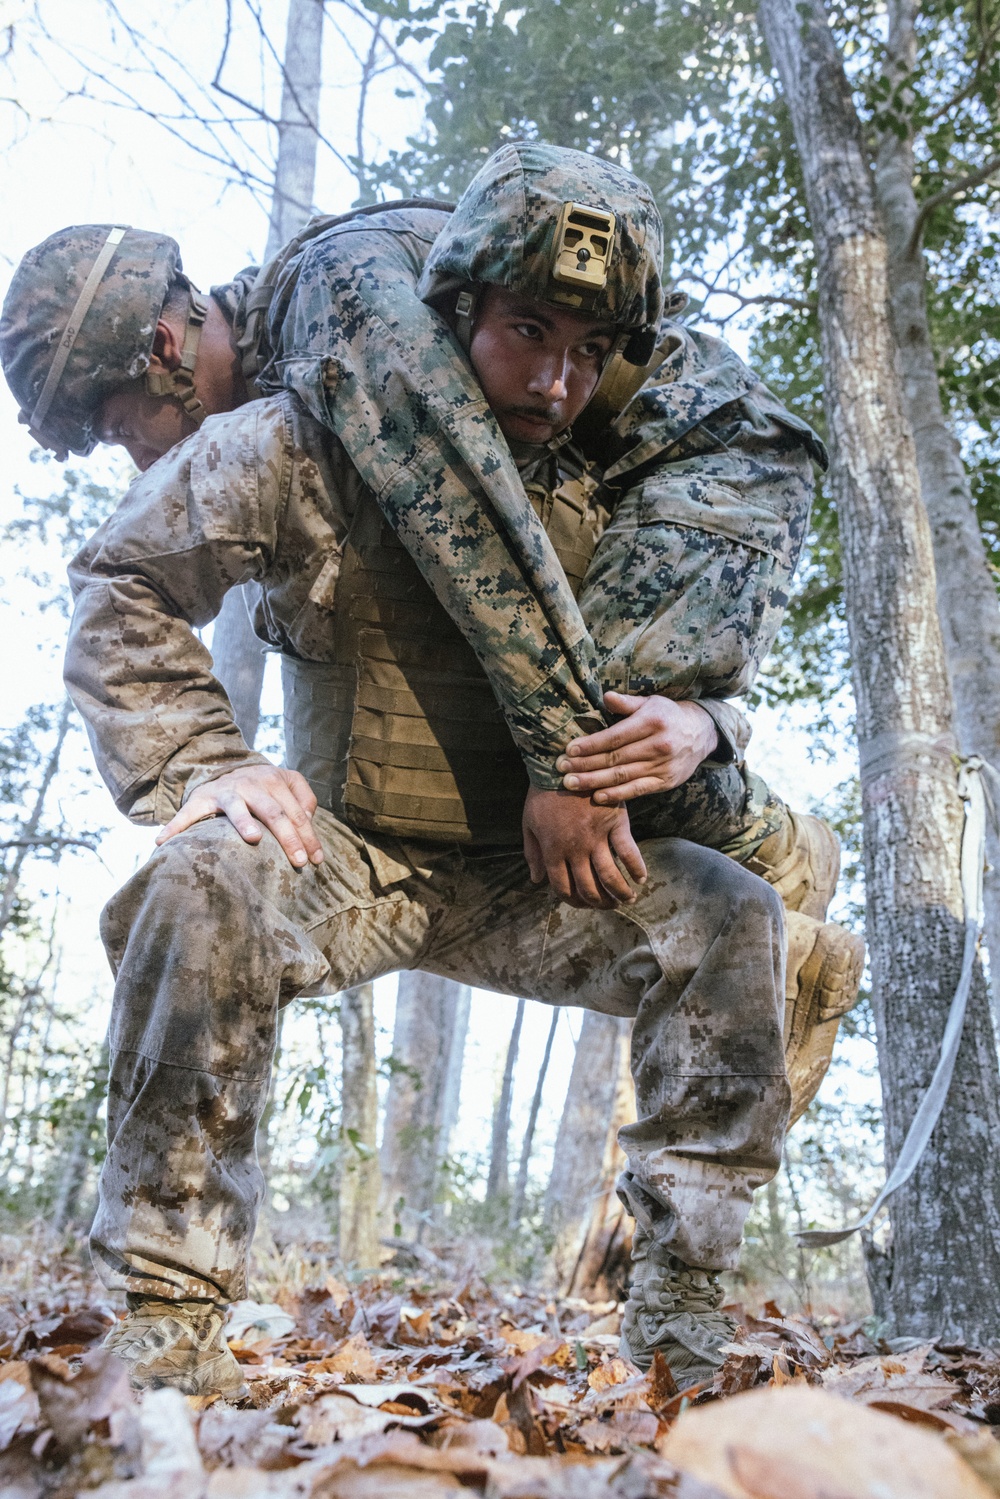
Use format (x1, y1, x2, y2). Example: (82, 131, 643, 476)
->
(0, 142, 863, 1394)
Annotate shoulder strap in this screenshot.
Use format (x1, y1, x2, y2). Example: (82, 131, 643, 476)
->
(238, 198, 455, 386)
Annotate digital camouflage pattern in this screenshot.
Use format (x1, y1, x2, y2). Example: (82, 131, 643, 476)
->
(92, 803, 788, 1301)
(0, 225, 183, 459)
(66, 393, 791, 834)
(220, 144, 824, 784)
(415, 140, 663, 332)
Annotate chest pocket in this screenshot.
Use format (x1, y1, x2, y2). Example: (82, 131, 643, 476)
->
(579, 419, 814, 701)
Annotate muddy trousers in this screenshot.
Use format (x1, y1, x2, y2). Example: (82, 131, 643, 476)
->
(92, 810, 790, 1302)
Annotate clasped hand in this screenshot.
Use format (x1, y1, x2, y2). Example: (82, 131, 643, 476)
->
(557, 691, 719, 803)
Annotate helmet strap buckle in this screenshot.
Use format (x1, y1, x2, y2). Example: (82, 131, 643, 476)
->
(145, 287, 209, 425)
(453, 288, 477, 353)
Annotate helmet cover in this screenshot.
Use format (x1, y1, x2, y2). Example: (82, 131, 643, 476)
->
(0, 224, 183, 457)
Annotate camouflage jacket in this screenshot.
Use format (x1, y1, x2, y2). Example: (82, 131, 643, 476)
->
(66, 384, 811, 823)
(214, 206, 823, 787)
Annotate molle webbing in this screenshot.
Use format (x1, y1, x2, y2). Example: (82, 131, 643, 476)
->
(284, 471, 604, 846)
(338, 498, 528, 843)
(524, 468, 602, 598)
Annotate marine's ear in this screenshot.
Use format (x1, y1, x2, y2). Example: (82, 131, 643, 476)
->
(149, 318, 184, 375)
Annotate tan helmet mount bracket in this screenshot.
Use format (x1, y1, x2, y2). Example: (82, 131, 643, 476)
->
(145, 284, 210, 426)
(551, 202, 616, 302)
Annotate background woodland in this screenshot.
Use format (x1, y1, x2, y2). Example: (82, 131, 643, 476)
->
(0, 0, 998, 1342)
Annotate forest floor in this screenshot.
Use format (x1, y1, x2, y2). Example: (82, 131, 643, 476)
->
(2, 1231, 1000, 1498)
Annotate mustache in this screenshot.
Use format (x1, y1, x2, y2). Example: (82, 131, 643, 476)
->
(506, 403, 562, 423)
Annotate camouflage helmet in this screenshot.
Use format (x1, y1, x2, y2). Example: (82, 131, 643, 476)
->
(0, 224, 208, 460)
(418, 142, 664, 362)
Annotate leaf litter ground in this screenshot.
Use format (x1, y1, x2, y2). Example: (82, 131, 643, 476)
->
(2, 1232, 1000, 1498)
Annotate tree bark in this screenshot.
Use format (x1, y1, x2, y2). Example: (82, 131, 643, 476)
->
(0, 698, 72, 936)
(264, 0, 326, 260)
(511, 1007, 560, 1226)
(338, 982, 381, 1268)
(210, 0, 326, 746)
(873, 0, 1000, 998)
(210, 593, 267, 748)
(486, 999, 525, 1201)
(565, 1018, 635, 1301)
(51, 1043, 109, 1232)
(757, 0, 1000, 1342)
(380, 971, 470, 1235)
(543, 1010, 622, 1290)
(435, 979, 471, 1168)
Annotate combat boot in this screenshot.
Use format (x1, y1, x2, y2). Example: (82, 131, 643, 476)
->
(619, 1227, 736, 1389)
(104, 1295, 247, 1397)
(746, 806, 841, 921)
(784, 911, 866, 1123)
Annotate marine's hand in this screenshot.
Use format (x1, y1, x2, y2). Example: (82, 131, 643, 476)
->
(557, 692, 719, 804)
(522, 785, 647, 908)
(156, 765, 324, 869)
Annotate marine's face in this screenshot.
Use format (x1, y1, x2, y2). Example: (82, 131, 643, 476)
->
(95, 383, 197, 472)
(468, 285, 615, 446)
(95, 300, 245, 471)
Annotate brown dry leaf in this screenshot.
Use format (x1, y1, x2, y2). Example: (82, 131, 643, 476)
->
(659, 1383, 994, 1499)
(326, 1278, 351, 1310)
(318, 1333, 378, 1381)
(579, 1311, 622, 1339)
(297, 1392, 412, 1446)
(576, 1408, 660, 1452)
(28, 1347, 134, 1452)
(821, 1344, 956, 1414)
(712, 1340, 776, 1397)
(499, 1327, 550, 1355)
(0, 1365, 40, 1450)
(350, 1297, 401, 1347)
(34, 1308, 114, 1350)
(643, 1349, 679, 1411)
(588, 1357, 631, 1392)
(196, 1404, 292, 1471)
(399, 1309, 433, 1344)
(949, 1431, 1000, 1496)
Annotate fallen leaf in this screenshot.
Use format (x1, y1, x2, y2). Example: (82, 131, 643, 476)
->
(350, 1298, 402, 1347)
(28, 1347, 134, 1452)
(225, 1301, 296, 1343)
(499, 1327, 549, 1355)
(644, 1350, 679, 1411)
(318, 1333, 378, 1381)
(588, 1357, 631, 1392)
(659, 1384, 994, 1498)
(0, 1374, 40, 1450)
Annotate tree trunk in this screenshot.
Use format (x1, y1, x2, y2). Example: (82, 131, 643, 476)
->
(873, 0, 1000, 1000)
(0, 698, 72, 936)
(543, 1010, 622, 1290)
(435, 979, 471, 1168)
(210, 596, 267, 749)
(511, 1007, 559, 1226)
(565, 1018, 635, 1301)
(486, 999, 525, 1202)
(758, 0, 1000, 1342)
(338, 982, 381, 1268)
(52, 1043, 109, 1232)
(210, 0, 326, 746)
(380, 972, 470, 1236)
(264, 0, 326, 261)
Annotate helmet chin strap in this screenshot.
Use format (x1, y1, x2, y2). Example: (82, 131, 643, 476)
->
(145, 286, 209, 425)
(453, 288, 478, 354)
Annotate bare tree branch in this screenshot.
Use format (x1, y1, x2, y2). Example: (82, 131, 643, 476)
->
(679, 272, 814, 313)
(905, 152, 1000, 257)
